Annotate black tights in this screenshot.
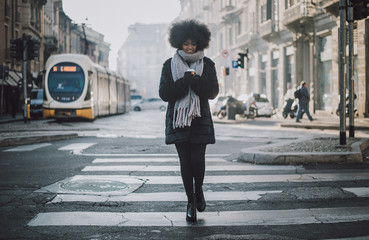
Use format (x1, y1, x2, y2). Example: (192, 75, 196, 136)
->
(175, 142, 206, 203)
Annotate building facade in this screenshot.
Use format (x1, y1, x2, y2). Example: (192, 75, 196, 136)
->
(0, 0, 111, 117)
(117, 23, 169, 98)
(178, 0, 369, 117)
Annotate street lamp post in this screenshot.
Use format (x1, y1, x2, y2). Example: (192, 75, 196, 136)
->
(338, 0, 347, 145)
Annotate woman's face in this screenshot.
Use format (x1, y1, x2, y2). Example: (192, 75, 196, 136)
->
(182, 39, 197, 54)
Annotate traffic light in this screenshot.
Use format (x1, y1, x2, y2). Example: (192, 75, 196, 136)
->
(350, 0, 369, 20)
(28, 38, 40, 60)
(237, 53, 247, 69)
(10, 38, 23, 60)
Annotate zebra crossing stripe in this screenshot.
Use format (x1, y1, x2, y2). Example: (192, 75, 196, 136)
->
(27, 206, 369, 227)
(343, 187, 369, 197)
(51, 190, 283, 203)
(58, 143, 96, 151)
(135, 172, 369, 184)
(49, 187, 369, 203)
(4, 143, 51, 152)
(36, 173, 369, 196)
(92, 158, 227, 163)
(81, 164, 299, 172)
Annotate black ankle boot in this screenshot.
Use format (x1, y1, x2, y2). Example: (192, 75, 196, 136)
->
(186, 202, 197, 222)
(196, 188, 206, 212)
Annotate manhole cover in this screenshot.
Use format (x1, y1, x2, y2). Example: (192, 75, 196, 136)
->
(60, 180, 129, 192)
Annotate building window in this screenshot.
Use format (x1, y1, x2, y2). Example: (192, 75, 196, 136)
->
(221, 0, 234, 9)
(244, 11, 248, 33)
(285, 0, 300, 9)
(285, 46, 294, 88)
(237, 19, 241, 35)
(260, 54, 267, 95)
(261, 0, 272, 23)
(228, 28, 233, 46)
(319, 35, 332, 111)
(271, 50, 279, 108)
(219, 33, 223, 51)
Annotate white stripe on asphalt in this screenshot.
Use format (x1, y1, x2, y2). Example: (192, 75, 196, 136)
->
(143, 172, 369, 184)
(51, 190, 282, 203)
(38, 173, 369, 189)
(81, 164, 298, 172)
(27, 206, 369, 227)
(50, 187, 369, 203)
(4, 143, 51, 152)
(73, 152, 229, 157)
(58, 143, 96, 151)
(343, 187, 369, 197)
(92, 157, 227, 163)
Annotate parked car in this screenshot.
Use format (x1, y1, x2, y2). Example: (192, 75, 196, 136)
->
(238, 93, 274, 117)
(133, 98, 166, 111)
(131, 94, 143, 110)
(29, 89, 44, 118)
(252, 93, 274, 117)
(209, 96, 227, 116)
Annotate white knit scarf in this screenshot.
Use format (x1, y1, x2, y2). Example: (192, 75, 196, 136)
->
(171, 50, 204, 129)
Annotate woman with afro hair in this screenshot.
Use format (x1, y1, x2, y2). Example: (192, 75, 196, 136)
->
(159, 19, 219, 223)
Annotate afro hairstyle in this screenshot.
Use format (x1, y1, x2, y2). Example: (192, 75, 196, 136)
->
(169, 19, 211, 51)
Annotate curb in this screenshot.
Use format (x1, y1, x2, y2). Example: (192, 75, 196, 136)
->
(280, 123, 369, 131)
(238, 138, 369, 165)
(0, 133, 79, 147)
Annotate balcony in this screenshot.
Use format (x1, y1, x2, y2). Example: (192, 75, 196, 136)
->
(283, 1, 317, 33)
(236, 32, 259, 46)
(320, 0, 339, 17)
(259, 19, 279, 41)
(220, 4, 243, 24)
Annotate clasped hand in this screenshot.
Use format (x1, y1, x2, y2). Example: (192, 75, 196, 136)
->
(184, 71, 200, 92)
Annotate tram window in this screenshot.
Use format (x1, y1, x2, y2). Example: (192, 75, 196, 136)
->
(48, 62, 85, 102)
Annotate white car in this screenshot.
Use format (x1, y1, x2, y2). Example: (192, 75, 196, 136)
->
(209, 96, 226, 115)
(238, 93, 274, 117)
(133, 98, 166, 111)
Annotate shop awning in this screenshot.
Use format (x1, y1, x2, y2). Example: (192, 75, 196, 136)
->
(0, 71, 21, 87)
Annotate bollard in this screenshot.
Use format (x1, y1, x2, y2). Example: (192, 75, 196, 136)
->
(227, 102, 236, 120)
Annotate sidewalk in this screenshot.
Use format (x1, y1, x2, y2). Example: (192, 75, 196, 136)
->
(1, 112, 369, 165)
(0, 113, 78, 146)
(214, 111, 369, 164)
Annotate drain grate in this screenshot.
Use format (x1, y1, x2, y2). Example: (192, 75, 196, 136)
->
(60, 180, 129, 192)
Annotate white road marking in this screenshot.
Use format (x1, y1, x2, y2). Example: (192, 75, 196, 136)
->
(139, 172, 369, 184)
(92, 157, 227, 163)
(81, 164, 298, 172)
(37, 173, 369, 196)
(343, 187, 369, 197)
(73, 152, 229, 157)
(27, 206, 369, 227)
(51, 190, 282, 203)
(4, 143, 51, 152)
(58, 143, 96, 151)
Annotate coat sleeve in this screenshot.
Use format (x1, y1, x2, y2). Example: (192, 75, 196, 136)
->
(159, 59, 190, 102)
(191, 58, 219, 100)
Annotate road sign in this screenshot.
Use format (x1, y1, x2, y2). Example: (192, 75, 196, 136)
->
(232, 61, 238, 69)
(222, 49, 229, 58)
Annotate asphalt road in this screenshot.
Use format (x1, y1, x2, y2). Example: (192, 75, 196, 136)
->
(1, 111, 369, 240)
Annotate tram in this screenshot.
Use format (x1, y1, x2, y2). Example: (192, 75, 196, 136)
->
(43, 54, 130, 120)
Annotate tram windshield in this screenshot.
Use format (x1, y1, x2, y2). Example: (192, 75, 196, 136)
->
(48, 62, 85, 102)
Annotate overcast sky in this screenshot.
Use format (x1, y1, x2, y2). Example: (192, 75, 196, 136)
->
(62, 0, 181, 71)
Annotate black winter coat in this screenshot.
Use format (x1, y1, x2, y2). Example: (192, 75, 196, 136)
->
(159, 56, 219, 145)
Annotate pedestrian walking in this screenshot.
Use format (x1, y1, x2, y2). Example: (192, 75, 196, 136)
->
(296, 81, 314, 122)
(159, 19, 219, 223)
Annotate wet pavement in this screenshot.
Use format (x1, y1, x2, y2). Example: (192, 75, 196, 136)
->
(1, 112, 369, 165)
